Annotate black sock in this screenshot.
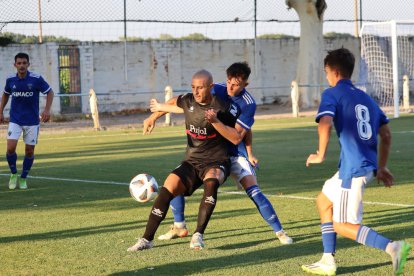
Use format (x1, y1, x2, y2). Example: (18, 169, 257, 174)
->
(143, 187, 174, 241)
(195, 178, 219, 234)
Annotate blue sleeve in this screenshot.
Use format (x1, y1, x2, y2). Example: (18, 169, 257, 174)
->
(316, 89, 337, 123)
(4, 78, 11, 94)
(237, 102, 256, 130)
(378, 106, 389, 126)
(38, 76, 51, 94)
(212, 83, 228, 101)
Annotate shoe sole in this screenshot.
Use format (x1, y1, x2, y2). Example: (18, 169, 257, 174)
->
(301, 265, 336, 276)
(396, 242, 411, 275)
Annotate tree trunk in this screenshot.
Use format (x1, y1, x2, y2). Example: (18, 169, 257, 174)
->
(286, 0, 327, 108)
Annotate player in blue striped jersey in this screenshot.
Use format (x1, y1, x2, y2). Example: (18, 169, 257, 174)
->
(302, 48, 410, 276)
(0, 53, 54, 190)
(148, 62, 293, 245)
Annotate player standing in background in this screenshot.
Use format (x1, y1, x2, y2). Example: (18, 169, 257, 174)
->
(0, 53, 54, 190)
(147, 62, 293, 245)
(302, 48, 411, 276)
(128, 69, 240, 251)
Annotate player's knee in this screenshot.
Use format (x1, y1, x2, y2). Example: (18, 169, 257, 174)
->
(316, 193, 332, 209)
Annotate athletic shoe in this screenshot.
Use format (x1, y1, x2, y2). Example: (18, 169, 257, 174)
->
(302, 259, 337, 276)
(276, 230, 293, 244)
(9, 174, 18, 190)
(19, 178, 28, 190)
(127, 238, 153, 252)
(390, 240, 411, 275)
(190, 232, 205, 250)
(158, 224, 189, 240)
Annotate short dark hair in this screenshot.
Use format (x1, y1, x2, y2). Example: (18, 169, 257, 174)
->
(15, 52, 30, 63)
(226, 62, 251, 81)
(324, 48, 355, 78)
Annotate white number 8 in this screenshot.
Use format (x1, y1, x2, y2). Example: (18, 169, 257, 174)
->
(355, 104, 372, 140)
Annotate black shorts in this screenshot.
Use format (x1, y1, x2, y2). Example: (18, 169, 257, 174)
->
(172, 159, 231, 196)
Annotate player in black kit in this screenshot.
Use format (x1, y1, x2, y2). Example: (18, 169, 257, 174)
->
(128, 70, 240, 251)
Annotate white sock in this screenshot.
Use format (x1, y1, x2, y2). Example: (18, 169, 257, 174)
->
(321, 253, 336, 265)
(385, 241, 397, 256)
(174, 221, 186, 228)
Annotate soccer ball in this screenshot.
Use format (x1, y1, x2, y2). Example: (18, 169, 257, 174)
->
(129, 173, 159, 203)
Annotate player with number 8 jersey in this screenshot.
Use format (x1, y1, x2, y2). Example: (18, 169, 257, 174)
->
(302, 48, 410, 276)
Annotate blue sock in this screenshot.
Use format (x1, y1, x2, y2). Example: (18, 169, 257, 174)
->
(246, 185, 282, 232)
(321, 222, 337, 253)
(6, 152, 17, 174)
(21, 155, 34, 178)
(170, 194, 185, 223)
(356, 225, 390, 251)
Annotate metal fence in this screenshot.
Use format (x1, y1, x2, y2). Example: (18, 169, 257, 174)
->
(1, 0, 413, 42)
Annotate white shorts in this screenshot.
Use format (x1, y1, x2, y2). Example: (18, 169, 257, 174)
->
(322, 171, 374, 224)
(230, 156, 256, 184)
(7, 122, 40, 145)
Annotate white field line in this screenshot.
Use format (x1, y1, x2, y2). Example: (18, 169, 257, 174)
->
(1, 174, 413, 208)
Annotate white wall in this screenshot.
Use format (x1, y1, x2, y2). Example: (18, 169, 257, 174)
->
(0, 38, 360, 114)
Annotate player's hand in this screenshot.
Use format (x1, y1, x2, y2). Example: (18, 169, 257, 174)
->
(376, 167, 394, 188)
(0, 113, 4, 124)
(40, 110, 51, 123)
(306, 151, 324, 167)
(143, 117, 156, 135)
(205, 109, 218, 123)
(149, 99, 161, 112)
(248, 154, 259, 169)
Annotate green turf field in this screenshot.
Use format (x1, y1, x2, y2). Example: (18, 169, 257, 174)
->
(1, 115, 413, 275)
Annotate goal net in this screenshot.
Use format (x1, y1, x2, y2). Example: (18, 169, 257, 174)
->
(359, 21, 414, 117)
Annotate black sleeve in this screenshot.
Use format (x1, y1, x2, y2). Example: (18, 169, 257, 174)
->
(177, 94, 185, 108)
(217, 102, 240, 127)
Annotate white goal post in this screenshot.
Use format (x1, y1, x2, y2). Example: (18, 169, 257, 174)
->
(359, 20, 414, 118)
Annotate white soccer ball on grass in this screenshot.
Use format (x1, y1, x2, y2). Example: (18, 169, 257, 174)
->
(129, 173, 159, 203)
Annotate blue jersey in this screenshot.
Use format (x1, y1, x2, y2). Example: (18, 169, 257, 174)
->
(3, 71, 51, 126)
(212, 83, 256, 159)
(316, 79, 389, 180)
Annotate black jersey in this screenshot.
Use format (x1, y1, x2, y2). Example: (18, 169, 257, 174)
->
(176, 93, 240, 165)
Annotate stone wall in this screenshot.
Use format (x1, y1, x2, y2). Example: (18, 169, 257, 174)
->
(0, 38, 360, 114)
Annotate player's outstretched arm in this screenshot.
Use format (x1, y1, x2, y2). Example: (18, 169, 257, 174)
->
(306, 116, 332, 167)
(205, 109, 244, 145)
(143, 96, 178, 135)
(150, 98, 183, 113)
(0, 93, 10, 124)
(377, 124, 394, 187)
(41, 89, 54, 123)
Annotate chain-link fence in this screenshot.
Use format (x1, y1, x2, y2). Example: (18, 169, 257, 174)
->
(1, 0, 413, 42)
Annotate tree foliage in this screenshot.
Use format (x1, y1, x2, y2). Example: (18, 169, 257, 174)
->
(1, 32, 79, 44)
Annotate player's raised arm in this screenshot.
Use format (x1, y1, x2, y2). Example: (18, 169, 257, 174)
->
(150, 98, 183, 113)
(143, 96, 178, 135)
(205, 108, 245, 145)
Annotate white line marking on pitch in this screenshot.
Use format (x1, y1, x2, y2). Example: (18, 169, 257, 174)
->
(1, 174, 412, 208)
